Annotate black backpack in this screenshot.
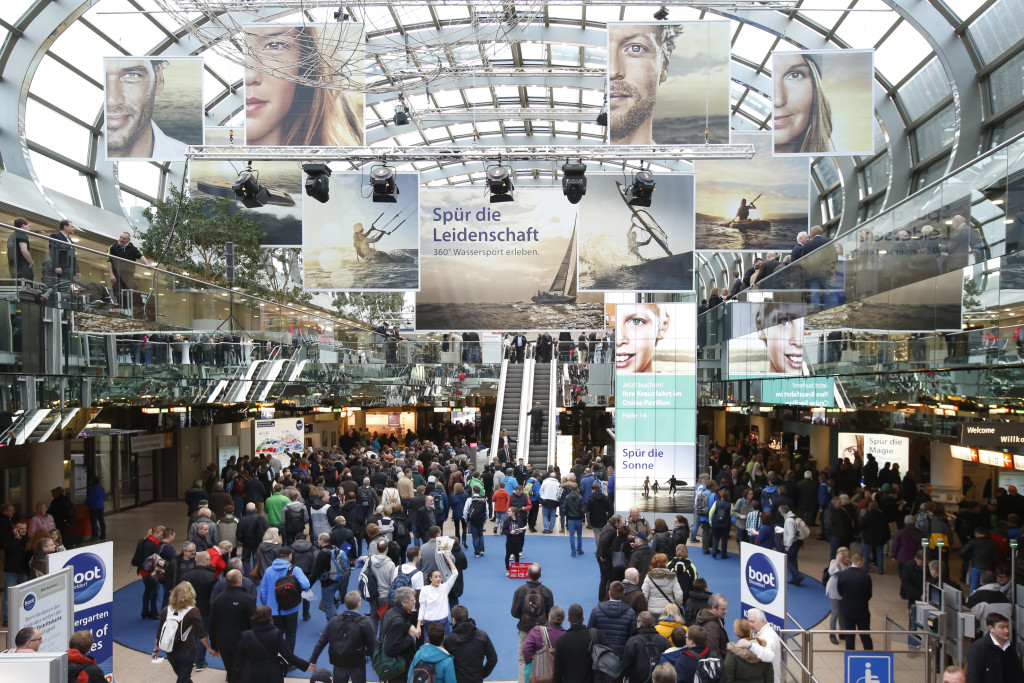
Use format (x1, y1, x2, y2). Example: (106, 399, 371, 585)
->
(274, 567, 302, 611)
(521, 585, 546, 628)
(712, 501, 731, 526)
(468, 499, 486, 526)
(393, 518, 408, 540)
(284, 506, 305, 534)
(358, 486, 375, 508)
(639, 640, 662, 683)
(411, 658, 438, 683)
(130, 537, 148, 569)
(696, 656, 723, 683)
(328, 612, 366, 667)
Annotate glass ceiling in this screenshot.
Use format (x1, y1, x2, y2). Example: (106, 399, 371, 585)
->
(0, 0, 1022, 238)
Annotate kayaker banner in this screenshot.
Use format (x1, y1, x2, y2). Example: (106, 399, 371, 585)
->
(694, 132, 810, 251)
(577, 173, 695, 292)
(303, 171, 419, 291)
(103, 56, 204, 162)
(613, 302, 697, 513)
(415, 188, 603, 331)
(190, 157, 303, 247)
(771, 49, 874, 157)
(607, 21, 730, 145)
(242, 23, 364, 147)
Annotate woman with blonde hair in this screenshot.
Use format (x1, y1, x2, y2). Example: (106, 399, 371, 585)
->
(655, 602, 687, 640)
(252, 527, 282, 579)
(154, 581, 219, 681)
(244, 25, 362, 146)
(725, 618, 772, 682)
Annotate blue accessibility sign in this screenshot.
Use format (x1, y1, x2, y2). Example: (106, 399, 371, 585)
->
(845, 653, 893, 683)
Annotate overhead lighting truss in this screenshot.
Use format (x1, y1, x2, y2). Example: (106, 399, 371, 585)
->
(168, 1, 797, 10)
(187, 144, 755, 163)
(413, 107, 603, 123)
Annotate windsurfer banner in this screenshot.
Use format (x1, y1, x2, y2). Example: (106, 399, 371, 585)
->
(416, 188, 603, 331)
(578, 172, 695, 292)
(303, 170, 419, 291)
(613, 301, 697, 513)
(694, 132, 810, 251)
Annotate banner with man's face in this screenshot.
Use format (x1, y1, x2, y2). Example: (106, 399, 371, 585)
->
(103, 57, 204, 162)
(607, 21, 730, 145)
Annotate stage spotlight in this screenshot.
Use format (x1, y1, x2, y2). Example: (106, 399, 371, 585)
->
(232, 166, 269, 208)
(561, 161, 587, 205)
(596, 110, 607, 126)
(370, 165, 399, 203)
(393, 103, 409, 126)
(303, 163, 332, 203)
(654, 6, 669, 20)
(627, 170, 656, 207)
(486, 165, 514, 203)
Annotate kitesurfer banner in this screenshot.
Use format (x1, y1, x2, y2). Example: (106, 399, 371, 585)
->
(303, 170, 419, 291)
(190, 159, 303, 247)
(613, 301, 698, 513)
(694, 132, 810, 251)
(578, 173, 695, 292)
(771, 49, 874, 157)
(607, 21, 730, 145)
(416, 188, 603, 331)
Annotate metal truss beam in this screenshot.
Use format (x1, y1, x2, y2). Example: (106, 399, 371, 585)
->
(187, 144, 754, 162)
(170, 1, 797, 10)
(413, 107, 601, 122)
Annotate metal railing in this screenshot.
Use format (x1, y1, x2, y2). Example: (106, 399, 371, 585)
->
(780, 623, 941, 683)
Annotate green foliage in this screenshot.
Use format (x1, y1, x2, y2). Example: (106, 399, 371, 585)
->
(331, 292, 405, 325)
(963, 276, 982, 311)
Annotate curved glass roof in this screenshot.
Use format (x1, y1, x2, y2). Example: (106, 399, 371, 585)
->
(0, 0, 1022, 243)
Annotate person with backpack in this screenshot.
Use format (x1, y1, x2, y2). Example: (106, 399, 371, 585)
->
(308, 590, 376, 683)
(311, 532, 352, 621)
(66, 630, 105, 683)
(693, 483, 718, 555)
(291, 532, 317, 621)
(182, 551, 219, 672)
(511, 563, 556, 683)
(407, 622, 457, 683)
(669, 623, 708, 683)
(522, 604, 567, 681)
(552, 603, 599, 683)
(362, 538, 398, 631)
(667, 545, 698, 604)
(524, 471, 542, 532)
(780, 505, 809, 586)
(239, 606, 315, 682)
(282, 491, 310, 546)
(449, 483, 469, 546)
(708, 491, 734, 560)
(135, 525, 167, 620)
(564, 483, 586, 558)
(444, 604, 498, 683)
(259, 545, 311, 657)
(619, 611, 670, 683)
(236, 502, 269, 575)
(586, 482, 615, 543)
(380, 586, 419, 682)
(153, 581, 219, 683)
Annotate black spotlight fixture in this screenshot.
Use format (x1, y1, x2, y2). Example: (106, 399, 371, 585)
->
(303, 162, 332, 203)
(370, 165, 399, 203)
(627, 169, 656, 207)
(232, 164, 269, 208)
(486, 165, 515, 203)
(596, 109, 608, 126)
(393, 103, 409, 126)
(653, 5, 669, 20)
(561, 161, 587, 205)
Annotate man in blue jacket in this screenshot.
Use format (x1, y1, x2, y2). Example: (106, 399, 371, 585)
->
(525, 471, 541, 532)
(259, 546, 310, 656)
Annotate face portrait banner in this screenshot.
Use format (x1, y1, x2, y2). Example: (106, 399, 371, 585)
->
(614, 302, 697, 513)
(695, 132, 811, 251)
(190, 160, 303, 247)
(578, 173, 695, 291)
(416, 188, 603, 331)
(244, 23, 364, 146)
(303, 170, 420, 291)
(608, 21, 730, 145)
(772, 49, 874, 156)
(727, 301, 809, 378)
(104, 57, 203, 162)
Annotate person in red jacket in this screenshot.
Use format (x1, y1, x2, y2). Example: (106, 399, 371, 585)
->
(67, 630, 105, 683)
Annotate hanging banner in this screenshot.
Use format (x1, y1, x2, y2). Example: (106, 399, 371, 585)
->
(613, 302, 697, 513)
(771, 49, 874, 157)
(8, 567, 74, 657)
(607, 21, 730, 145)
(103, 57, 204, 162)
(48, 542, 115, 680)
(837, 432, 910, 473)
(303, 170, 419, 291)
(255, 418, 305, 467)
(695, 132, 811, 251)
(578, 173, 695, 292)
(416, 188, 603, 331)
(740, 543, 788, 633)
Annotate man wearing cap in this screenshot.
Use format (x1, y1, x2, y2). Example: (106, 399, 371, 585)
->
(627, 531, 655, 585)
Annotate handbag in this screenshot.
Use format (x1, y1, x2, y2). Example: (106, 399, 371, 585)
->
(590, 629, 621, 681)
(371, 636, 405, 681)
(611, 549, 627, 575)
(529, 626, 555, 683)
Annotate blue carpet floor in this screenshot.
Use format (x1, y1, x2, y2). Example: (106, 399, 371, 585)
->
(113, 534, 829, 680)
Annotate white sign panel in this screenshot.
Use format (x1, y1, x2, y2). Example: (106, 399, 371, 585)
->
(254, 418, 304, 468)
(47, 542, 114, 680)
(740, 543, 788, 633)
(8, 568, 74, 655)
(837, 432, 909, 474)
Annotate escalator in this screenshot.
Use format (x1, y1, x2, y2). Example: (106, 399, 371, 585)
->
(491, 362, 525, 459)
(526, 360, 554, 466)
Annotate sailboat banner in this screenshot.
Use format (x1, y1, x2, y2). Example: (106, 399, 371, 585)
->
(416, 187, 603, 331)
(613, 301, 698, 514)
(578, 172, 695, 291)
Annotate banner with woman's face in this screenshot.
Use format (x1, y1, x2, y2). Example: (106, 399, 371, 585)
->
(772, 49, 874, 157)
(243, 23, 364, 147)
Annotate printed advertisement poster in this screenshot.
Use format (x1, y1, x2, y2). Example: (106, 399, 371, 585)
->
(303, 171, 419, 291)
(255, 418, 305, 467)
(837, 432, 909, 473)
(614, 302, 697, 512)
(740, 544, 788, 633)
(8, 568, 74, 657)
(727, 301, 809, 378)
(695, 132, 810, 251)
(607, 21, 730, 145)
(578, 173, 695, 291)
(416, 188, 603, 330)
(761, 376, 834, 407)
(103, 57, 204, 162)
(48, 542, 115, 679)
